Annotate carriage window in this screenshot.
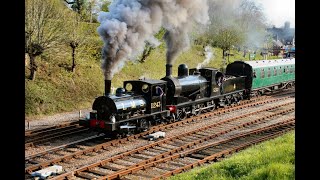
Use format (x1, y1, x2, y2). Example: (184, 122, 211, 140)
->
(253, 71, 256, 78)
(125, 83, 133, 92)
(284, 67, 287, 73)
(267, 68, 271, 77)
(274, 67, 277, 76)
(290, 66, 293, 73)
(260, 69, 265, 78)
(142, 84, 149, 93)
(279, 67, 282, 75)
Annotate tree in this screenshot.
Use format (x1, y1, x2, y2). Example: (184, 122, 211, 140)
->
(138, 28, 165, 63)
(25, 0, 67, 80)
(194, 0, 267, 60)
(64, 0, 98, 22)
(87, 0, 97, 23)
(100, 0, 111, 12)
(139, 42, 154, 63)
(236, 0, 266, 32)
(236, 0, 267, 50)
(215, 27, 244, 60)
(64, 0, 84, 14)
(64, 14, 89, 72)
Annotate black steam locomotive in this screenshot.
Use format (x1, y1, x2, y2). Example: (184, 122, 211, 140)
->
(79, 63, 252, 136)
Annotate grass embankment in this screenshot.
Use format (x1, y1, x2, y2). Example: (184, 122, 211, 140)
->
(170, 130, 295, 180)
(25, 42, 279, 118)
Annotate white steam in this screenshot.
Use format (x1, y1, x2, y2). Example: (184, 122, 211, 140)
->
(97, 0, 209, 80)
(197, 46, 214, 69)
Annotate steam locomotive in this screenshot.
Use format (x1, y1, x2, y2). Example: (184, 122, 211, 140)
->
(79, 58, 295, 136)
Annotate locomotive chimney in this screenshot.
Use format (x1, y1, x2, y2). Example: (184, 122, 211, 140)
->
(105, 80, 111, 96)
(166, 64, 172, 76)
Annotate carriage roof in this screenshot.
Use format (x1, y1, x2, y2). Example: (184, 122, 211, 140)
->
(244, 58, 295, 68)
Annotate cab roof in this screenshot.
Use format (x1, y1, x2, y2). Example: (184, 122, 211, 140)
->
(124, 79, 167, 85)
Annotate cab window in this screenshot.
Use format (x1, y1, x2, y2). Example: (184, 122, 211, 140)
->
(142, 84, 149, 93)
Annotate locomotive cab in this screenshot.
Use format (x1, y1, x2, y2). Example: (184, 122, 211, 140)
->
(124, 80, 167, 114)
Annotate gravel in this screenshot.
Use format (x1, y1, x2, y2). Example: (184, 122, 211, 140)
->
(25, 108, 92, 130)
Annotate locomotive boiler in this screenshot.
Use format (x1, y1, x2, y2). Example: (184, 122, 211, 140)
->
(162, 64, 208, 104)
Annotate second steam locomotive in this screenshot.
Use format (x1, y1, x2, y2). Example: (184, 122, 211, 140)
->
(80, 59, 295, 136)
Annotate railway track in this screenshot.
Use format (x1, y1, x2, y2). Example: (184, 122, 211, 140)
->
(48, 105, 294, 179)
(25, 121, 90, 148)
(25, 95, 292, 167)
(25, 94, 294, 178)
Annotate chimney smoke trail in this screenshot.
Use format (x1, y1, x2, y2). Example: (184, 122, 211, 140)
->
(97, 0, 209, 80)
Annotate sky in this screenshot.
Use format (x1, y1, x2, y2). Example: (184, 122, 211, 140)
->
(256, 0, 295, 28)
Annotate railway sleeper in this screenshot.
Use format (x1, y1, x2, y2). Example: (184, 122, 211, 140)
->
(156, 165, 176, 171)
(102, 164, 123, 171)
(189, 153, 207, 160)
(88, 169, 108, 176)
(172, 159, 192, 166)
(131, 153, 154, 160)
(134, 172, 156, 178)
(75, 172, 99, 179)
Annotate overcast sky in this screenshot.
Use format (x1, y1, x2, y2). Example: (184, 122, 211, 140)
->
(256, 0, 295, 28)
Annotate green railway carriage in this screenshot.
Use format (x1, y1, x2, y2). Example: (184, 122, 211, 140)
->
(246, 58, 295, 91)
(226, 58, 295, 96)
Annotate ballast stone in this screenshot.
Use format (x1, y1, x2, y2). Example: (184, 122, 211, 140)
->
(146, 131, 166, 140)
(31, 165, 63, 179)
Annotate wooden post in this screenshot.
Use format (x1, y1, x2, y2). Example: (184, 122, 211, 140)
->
(28, 121, 30, 129)
(79, 110, 82, 118)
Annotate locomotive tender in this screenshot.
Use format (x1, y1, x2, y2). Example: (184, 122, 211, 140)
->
(79, 58, 295, 136)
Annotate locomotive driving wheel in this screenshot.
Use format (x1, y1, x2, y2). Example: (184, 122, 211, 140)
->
(225, 97, 231, 106)
(194, 104, 204, 116)
(208, 100, 216, 111)
(167, 113, 176, 123)
(138, 119, 149, 132)
(177, 108, 187, 120)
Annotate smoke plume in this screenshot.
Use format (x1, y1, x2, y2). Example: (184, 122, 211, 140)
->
(97, 0, 209, 80)
(197, 46, 214, 69)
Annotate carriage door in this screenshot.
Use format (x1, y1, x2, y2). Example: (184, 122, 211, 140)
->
(150, 85, 164, 113)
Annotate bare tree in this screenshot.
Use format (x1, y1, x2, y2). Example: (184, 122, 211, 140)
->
(87, 0, 97, 23)
(236, 0, 266, 32)
(194, 0, 267, 59)
(139, 42, 154, 63)
(236, 0, 267, 50)
(64, 14, 89, 72)
(25, 0, 67, 80)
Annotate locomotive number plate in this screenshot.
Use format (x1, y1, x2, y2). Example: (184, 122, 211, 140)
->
(151, 101, 161, 108)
